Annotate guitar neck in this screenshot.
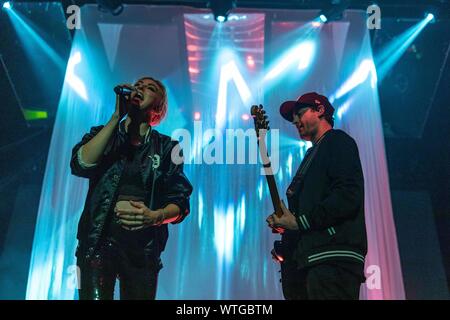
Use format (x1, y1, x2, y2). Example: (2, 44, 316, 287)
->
(251, 105, 283, 217)
(264, 166, 282, 217)
(260, 154, 282, 217)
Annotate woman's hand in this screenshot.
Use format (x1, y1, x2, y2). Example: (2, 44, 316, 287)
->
(112, 83, 135, 120)
(115, 200, 165, 231)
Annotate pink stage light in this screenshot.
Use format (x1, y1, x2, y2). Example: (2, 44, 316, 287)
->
(246, 55, 255, 68)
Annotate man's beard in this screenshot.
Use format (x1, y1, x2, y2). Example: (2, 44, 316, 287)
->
(299, 122, 315, 141)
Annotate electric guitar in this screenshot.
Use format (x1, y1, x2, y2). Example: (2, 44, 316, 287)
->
(250, 105, 295, 262)
(250, 105, 282, 214)
(251, 104, 300, 299)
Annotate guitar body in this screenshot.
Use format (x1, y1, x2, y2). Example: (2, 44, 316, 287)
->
(277, 231, 301, 299)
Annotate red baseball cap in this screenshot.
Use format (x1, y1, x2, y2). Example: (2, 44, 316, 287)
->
(279, 92, 335, 122)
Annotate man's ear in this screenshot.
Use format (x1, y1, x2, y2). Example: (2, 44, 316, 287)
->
(317, 105, 325, 116)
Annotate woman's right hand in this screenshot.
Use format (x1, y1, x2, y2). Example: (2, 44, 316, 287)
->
(113, 83, 135, 119)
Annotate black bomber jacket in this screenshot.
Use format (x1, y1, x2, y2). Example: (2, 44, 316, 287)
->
(70, 120, 193, 261)
(285, 129, 367, 270)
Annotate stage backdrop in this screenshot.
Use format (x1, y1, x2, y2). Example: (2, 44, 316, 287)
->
(26, 5, 404, 300)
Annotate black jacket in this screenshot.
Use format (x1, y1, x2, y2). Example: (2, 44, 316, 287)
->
(70, 121, 193, 261)
(286, 129, 367, 269)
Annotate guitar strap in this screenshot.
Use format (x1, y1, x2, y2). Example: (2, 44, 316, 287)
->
(287, 130, 331, 199)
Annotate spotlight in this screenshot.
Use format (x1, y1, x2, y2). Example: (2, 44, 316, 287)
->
(425, 12, 436, 23)
(217, 15, 226, 23)
(97, 0, 123, 16)
(208, 0, 236, 23)
(318, 0, 350, 23)
(2, 1, 11, 10)
(246, 55, 255, 68)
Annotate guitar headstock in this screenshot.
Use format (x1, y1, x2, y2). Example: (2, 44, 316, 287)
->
(251, 104, 270, 138)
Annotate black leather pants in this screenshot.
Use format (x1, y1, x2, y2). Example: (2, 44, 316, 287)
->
(77, 240, 161, 300)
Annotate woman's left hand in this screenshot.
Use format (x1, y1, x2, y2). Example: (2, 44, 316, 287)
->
(115, 200, 165, 231)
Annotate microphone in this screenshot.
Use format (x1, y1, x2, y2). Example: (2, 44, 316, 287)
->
(114, 85, 135, 96)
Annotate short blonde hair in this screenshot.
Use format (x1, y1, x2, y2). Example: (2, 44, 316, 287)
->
(140, 77, 167, 126)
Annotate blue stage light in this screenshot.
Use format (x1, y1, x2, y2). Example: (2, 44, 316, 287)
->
(319, 14, 328, 23)
(216, 15, 226, 23)
(264, 40, 316, 81)
(209, 0, 235, 23)
(374, 14, 435, 81)
(2, 1, 11, 10)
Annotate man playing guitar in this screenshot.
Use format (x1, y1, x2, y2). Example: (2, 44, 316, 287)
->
(261, 92, 367, 300)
